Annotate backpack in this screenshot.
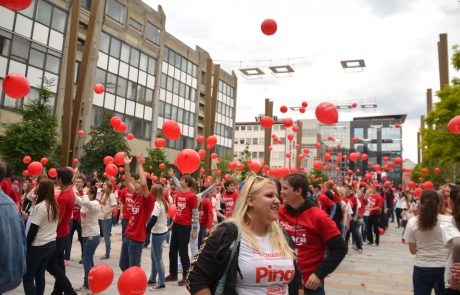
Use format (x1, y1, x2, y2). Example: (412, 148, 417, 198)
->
(325, 190, 343, 227)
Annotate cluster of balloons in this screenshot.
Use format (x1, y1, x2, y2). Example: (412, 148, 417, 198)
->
(110, 116, 127, 133)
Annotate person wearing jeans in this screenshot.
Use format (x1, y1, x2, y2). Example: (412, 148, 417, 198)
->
(64, 176, 85, 264)
(119, 154, 154, 271)
(74, 187, 101, 293)
(365, 188, 383, 246)
(98, 181, 117, 259)
(23, 178, 59, 295)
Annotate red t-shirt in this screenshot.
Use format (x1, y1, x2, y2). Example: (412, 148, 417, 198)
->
(56, 188, 75, 238)
(72, 189, 83, 221)
(199, 197, 213, 229)
(221, 191, 238, 217)
(279, 205, 341, 282)
(359, 197, 366, 216)
(368, 195, 383, 216)
(174, 191, 198, 226)
(119, 188, 135, 220)
(1, 179, 20, 212)
(317, 194, 335, 214)
(125, 193, 154, 242)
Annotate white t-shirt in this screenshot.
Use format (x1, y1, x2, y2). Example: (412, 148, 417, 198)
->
(236, 233, 294, 295)
(31, 201, 58, 246)
(395, 194, 406, 209)
(151, 201, 168, 234)
(342, 201, 353, 225)
(403, 214, 449, 267)
(99, 193, 117, 220)
(76, 195, 101, 237)
(441, 215, 460, 288)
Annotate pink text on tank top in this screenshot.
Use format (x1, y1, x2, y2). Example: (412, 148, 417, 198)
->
(256, 265, 294, 283)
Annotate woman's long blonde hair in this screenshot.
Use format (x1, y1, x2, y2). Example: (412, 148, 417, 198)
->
(227, 176, 294, 258)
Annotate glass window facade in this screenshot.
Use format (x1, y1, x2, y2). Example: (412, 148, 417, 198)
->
(158, 47, 197, 150)
(213, 80, 235, 156)
(0, 3, 67, 112)
(93, 32, 156, 140)
(145, 23, 160, 45)
(105, 0, 126, 24)
(128, 18, 143, 32)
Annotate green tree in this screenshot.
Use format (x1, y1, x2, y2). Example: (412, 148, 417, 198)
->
(421, 44, 460, 183)
(236, 143, 251, 182)
(79, 115, 130, 175)
(0, 78, 58, 174)
(144, 135, 169, 177)
(310, 167, 329, 186)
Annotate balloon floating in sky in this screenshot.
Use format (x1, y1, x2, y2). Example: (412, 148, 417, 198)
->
(2, 73, 30, 99)
(0, 0, 32, 11)
(315, 102, 338, 125)
(261, 19, 277, 35)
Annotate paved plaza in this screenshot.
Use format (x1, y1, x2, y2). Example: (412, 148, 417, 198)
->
(6, 222, 414, 295)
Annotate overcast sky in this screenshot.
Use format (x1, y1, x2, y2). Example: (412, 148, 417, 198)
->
(145, 0, 460, 164)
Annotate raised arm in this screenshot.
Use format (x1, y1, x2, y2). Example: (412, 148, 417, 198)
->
(124, 154, 135, 194)
(137, 153, 149, 198)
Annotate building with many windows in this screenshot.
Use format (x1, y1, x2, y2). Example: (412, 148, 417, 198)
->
(0, 0, 237, 163)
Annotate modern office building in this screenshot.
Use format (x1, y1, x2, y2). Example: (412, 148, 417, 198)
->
(0, 0, 237, 163)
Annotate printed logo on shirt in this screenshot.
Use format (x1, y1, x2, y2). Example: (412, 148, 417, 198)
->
(255, 265, 294, 284)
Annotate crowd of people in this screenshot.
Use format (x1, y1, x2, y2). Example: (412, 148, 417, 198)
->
(2, 156, 460, 295)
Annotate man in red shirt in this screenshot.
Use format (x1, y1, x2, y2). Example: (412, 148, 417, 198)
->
(119, 154, 154, 271)
(366, 186, 384, 247)
(219, 180, 238, 219)
(279, 172, 347, 294)
(46, 167, 77, 295)
(312, 183, 336, 218)
(119, 181, 135, 237)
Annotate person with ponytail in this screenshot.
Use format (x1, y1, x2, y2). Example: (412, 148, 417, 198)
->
(441, 184, 460, 294)
(403, 189, 449, 295)
(186, 176, 303, 294)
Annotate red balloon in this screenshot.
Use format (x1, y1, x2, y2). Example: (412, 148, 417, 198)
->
(394, 157, 403, 165)
(114, 152, 125, 166)
(299, 107, 306, 113)
(162, 120, 181, 140)
(261, 19, 277, 35)
(414, 187, 423, 197)
(109, 116, 121, 129)
(285, 153, 291, 159)
(313, 160, 323, 170)
(351, 103, 357, 108)
(448, 115, 460, 134)
(23, 170, 29, 177)
(117, 122, 126, 133)
(159, 163, 165, 169)
(374, 165, 381, 172)
(211, 153, 217, 159)
(238, 163, 245, 170)
(324, 153, 331, 161)
(88, 264, 114, 293)
(434, 167, 441, 174)
(2, 73, 30, 98)
(423, 181, 435, 190)
(280, 105, 288, 113)
(283, 118, 293, 128)
(151, 175, 158, 182)
(384, 181, 392, 187)
(295, 144, 300, 149)
(407, 181, 416, 188)
(229, 161, 238, 170)
(117, 266, 147, 295)
(260, 116, 274, 129)
(352, 137, 360, 143)
(303, 148, 310, 155)
(207, 135, 218, 148)
(292, 125, 299, 132)
(77, 130, 84, 137)
(105, 164, 118, 176)
(126, 133, 134, 140)
(349, 153, 359, 162)
(383, 156, 389, 162)
(395, 123, 401, 128)
(27, 161, 43, 176)
(72, 158, 78, 164)
(249, 162, 261, 173)
(315, 102, 338, 125)
(23, 155, 32, 164)
(198, 149, 206, 159)
(287, 134, 294, 141)
(154, 138, 166, 149)
(197, 135, 205, 144)
(167, 204, 177, 218)
(301, 101, 308, 108)
(94, 84, 105, 94)
(361, 154, 368, 161)
(103, 156, 114, 166)
(47, 168, 57, 178)
(297, 154, 305, 160)
(175, 149, 201, 174)
(379, 228, 385, 235)
(119, 167, 124, 173)
(0, 0, 32, 11)
(422, 168, 429, 175)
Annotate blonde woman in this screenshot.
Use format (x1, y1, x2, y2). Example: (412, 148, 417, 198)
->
(98, 181, 117, 259)
(186, 176, 302, 294)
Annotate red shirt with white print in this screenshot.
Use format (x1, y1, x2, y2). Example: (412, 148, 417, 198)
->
(119, 188, 134, 220)
(221, 191, 238, 217)
(199, 197, 213, 229)
(125, 193, 154, 242)
(174, 191, 198, 226)
(278, 205, 341, 283)
(368, 194, 383, 216)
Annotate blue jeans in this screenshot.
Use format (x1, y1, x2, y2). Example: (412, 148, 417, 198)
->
(413, 266, 445, 295)
(100, 219, 112, 256)
(82, 235, 100, 288)
(149, 232, 168, 286)
(119, 236, 144, 271)
(23, 241, 56, 295)
(121, 218, 128, 237)
(304, 286, 325, 295)
(64, 220, 83, 260)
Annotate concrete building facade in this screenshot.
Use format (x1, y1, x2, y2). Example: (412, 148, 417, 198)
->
(0, 0, 237, 163)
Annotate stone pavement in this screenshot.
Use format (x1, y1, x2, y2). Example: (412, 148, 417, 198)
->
(6, 221, 415, 295)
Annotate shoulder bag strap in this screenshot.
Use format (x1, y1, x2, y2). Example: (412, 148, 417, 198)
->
(214, 223, 241, 295)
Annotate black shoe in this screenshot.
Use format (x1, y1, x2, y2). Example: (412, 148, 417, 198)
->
(165, 275, 178, 282)
(79, 259, 83, 264)
(155, 285, 166, 289)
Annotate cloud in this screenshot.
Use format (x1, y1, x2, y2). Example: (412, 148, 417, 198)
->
(357, 0, 416, 18)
